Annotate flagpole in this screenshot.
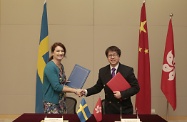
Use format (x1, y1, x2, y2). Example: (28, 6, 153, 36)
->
(170, 13, 173, 19)
(165, 13, 174, 122)
(166, 102, 169, 121)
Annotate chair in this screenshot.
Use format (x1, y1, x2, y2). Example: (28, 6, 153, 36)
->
(66, 97, 77, 114)
(101, 99, 105, 114)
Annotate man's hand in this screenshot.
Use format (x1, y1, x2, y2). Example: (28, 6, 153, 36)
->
(113, 91, 122, 99)
(75, 89, 86, 97)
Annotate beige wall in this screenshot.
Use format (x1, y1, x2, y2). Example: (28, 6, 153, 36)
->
(0, 0, 187, 118)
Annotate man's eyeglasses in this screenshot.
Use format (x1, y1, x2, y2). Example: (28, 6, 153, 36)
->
(108, 53, 118, 58)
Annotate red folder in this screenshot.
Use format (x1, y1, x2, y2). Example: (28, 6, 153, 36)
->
(107, 72, 131, 91)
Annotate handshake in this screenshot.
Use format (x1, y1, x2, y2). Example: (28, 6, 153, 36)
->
(74, 89, 87, 97)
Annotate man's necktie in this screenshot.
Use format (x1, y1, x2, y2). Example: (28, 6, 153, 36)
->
(111, 68, 116, 77)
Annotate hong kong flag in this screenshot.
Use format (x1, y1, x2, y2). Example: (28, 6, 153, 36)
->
(161, 18, 176, 110)
(93, 98, 102, 122)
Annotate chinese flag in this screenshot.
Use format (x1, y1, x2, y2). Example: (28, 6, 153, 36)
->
(135, 2, 151, 114)
(161, 18, 176, 110)
(93, 98, 102, 122)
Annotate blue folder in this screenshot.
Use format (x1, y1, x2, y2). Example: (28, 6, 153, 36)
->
(66, 64, 90, 89)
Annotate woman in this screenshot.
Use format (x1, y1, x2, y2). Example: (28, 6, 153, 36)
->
(43, 42, 81, 114)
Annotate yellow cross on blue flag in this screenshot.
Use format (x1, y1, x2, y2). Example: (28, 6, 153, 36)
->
(77, 98, 91, 122)
(35, 0, 49, 113)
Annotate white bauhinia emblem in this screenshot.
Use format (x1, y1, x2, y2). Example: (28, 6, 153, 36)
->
(162, 50, 176, 80)
(95, 105, 102, 113)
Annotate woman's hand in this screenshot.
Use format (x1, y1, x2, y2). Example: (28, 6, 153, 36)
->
(75, 89, 85, 97)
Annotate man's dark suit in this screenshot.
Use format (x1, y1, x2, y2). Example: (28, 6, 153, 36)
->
(87, 63, 140, 114)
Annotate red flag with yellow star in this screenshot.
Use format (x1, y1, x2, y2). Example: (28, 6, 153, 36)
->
(135, 2, 151, 114)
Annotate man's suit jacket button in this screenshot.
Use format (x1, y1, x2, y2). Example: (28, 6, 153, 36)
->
(117, 102, 120, 103)
(103, 85, 105, 87)
(109, 101, 111, 103)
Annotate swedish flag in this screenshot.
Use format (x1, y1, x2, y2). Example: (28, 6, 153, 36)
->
(35, 0, 49, 113)
(77, 98, 91, 122)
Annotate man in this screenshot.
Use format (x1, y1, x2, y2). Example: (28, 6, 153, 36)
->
(82, 46, 140, 114)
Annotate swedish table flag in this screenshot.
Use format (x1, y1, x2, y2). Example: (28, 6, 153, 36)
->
(35, 0, 49, 113)
(77, 98, 91, 122)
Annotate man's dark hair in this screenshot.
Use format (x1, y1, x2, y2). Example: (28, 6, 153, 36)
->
(105, 46, 121, 57)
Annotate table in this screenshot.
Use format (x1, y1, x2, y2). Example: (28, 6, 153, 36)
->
(13, 113, 167, 122)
